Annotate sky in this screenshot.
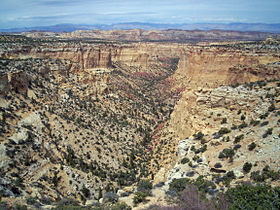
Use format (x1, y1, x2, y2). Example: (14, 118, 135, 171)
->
(0, 0, 280, 29)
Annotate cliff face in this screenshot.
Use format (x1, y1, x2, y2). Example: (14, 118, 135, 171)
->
(149, 41, 280, 181)
(176, 45, 280, 89)
(1, 44, 112, 69)
(0, 42, 184, 71)
(169, 42, 280, 139)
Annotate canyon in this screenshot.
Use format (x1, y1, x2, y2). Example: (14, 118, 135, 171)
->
(0, 31, 279, 209)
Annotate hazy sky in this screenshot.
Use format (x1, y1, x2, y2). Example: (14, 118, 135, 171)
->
(1, 0, 280, 28)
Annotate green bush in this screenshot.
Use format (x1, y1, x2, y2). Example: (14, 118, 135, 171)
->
(169, 176, 216, 195)
(181, 157, 190, 164)
(103, 192, 119, 204)
(169, 178, 191, 193)
(238, 122, 248, 129)
(193, 175, 216, 194)
(218, 148, 235, 159)
(250, 171, 265, 182)
(251, 166, 280, 182)
(81, 185, 90, 198)
(193, 131, 204, 140)
(133, 192, 148, 204)
(268, 103, 275, 112)
(226, 184, 280, 209)
(199, 145, 207, 153)
(111, 202, 131, 210)
(218, 127, 231, 135)
(234, 134, 244, 144)
(248, 142, 256, 151)
(54, 198, 79, 207)
(26, 196, 37, 205)
(243, 162, 252, 173)
(137, 179, 152, 195)
(223, 171, 236, 186)
(221, 118, 227, 124)
(266, 128, 273, 135)
(260, 112, 269, 119)
(250, 119, 260, 126)
(13, 204, 28, 210)
(263, 128, 273, 138)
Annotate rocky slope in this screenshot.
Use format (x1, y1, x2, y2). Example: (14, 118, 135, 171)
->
(0, 34, 279, 209)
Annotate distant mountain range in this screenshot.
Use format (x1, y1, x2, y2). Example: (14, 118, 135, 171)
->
(1, 22, 280, 33)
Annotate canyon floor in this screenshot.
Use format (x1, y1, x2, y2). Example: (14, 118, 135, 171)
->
(0, 31, 280, 209)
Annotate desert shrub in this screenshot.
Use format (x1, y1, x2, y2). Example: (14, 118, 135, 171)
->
(133, 192, 148, 204)
(266, 128, 273, 135)
(260, 121, 269, 127)
(238, 122, 248, 129)
(200, 138, 206, 144)
(223, 171, 236, 186)
(193, 155, 200, 161)
(260, 112, 269, 119)
(250, 119, 260, 126)
(199, 145, 207, 153)
(231, 124, 237, 130)
(250, 171, 265, 182)
(193, 176, 216, 194)
(81, 185, 90, 198)
(241, 115, 246, 121)
(233, 144, 241, 150)
(193, 131, 204, 140)
(111, 202, 131, 210)
(137, 179, 152, 195)
(14, 177, 25, 190)
(218, 128, 231, 135)
(243, 162, 252, 173)
(251, 166, 280, 182)
(13, 204, 28, 210)
(218, 148, 235, 160)
(268, 103, 276, 112)
(263, 128, 273, 138)
(181, 157, 190, 164)
(234, 134, 244, 144)
(169, 176, 216, 197)
(55, 198, 79, 206)
(53, 198, 82, 210)
(26, 196, 38, 205)
(191, 145, 196, 151)
(169, 178, 191, 193)
(248, 142, 256, 151)
(221, 118, 227, 124)
(214, 162, 222, 168)
(103, 192, 119, 204)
